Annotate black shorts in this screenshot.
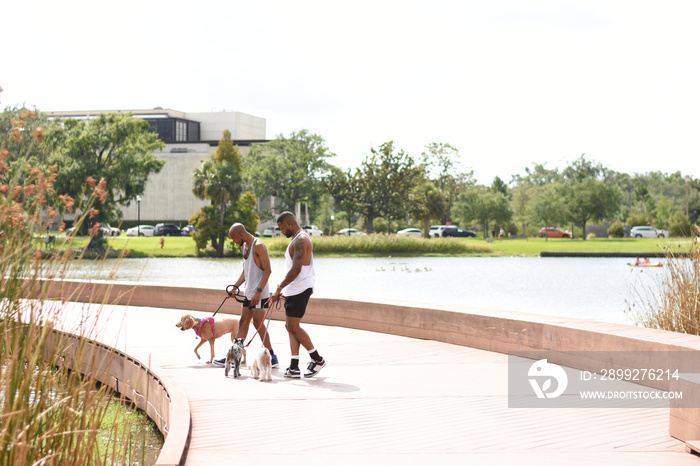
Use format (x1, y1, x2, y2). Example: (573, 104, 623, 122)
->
(284, 288, 313, 318)
(242, 297, 269, 310)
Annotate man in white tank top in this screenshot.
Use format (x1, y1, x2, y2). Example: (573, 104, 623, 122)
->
(214, 223, 278, 368)
(271, 212, 326, 378)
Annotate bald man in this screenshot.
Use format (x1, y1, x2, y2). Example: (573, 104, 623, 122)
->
(214, 223, 279, 368)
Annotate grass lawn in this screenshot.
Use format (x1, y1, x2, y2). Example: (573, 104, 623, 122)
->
(49, 234, 694, 258)
(489, 236, 689, 256)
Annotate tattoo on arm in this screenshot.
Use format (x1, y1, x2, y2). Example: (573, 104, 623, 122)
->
(293, 240, 305, 262)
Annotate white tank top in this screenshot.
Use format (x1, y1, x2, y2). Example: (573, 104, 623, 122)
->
(243, 238, 269, 301)
(282, 230, 315, 296)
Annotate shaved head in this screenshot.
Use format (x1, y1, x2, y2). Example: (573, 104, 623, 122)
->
(229, 223, 246, 237)
(229, 223, 248, 246)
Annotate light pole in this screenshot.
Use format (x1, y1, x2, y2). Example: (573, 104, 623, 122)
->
(330, 215, 334, 236)
(137, 196, 141, 236)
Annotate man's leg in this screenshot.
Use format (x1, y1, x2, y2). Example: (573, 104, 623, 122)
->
(214, 305, 250, 367)
(236, 306, 253, 340)
(286, 316, 326, 378)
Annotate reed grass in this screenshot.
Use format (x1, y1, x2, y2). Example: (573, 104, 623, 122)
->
(1, 120, 157, 464)
(628, 227, 700, 334)
(265, 234, 493, 256)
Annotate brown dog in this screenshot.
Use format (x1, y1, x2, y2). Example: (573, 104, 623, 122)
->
(176, 313, 244, 364)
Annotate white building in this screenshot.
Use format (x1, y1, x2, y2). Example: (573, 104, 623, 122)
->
(47, 108, 267, 226)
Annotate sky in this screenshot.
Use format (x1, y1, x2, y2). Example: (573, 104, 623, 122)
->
(2, 0, 700, 184)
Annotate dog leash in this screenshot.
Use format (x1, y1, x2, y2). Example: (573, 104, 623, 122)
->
(245, 294, 284, 347)
(212, 284, 246, 317)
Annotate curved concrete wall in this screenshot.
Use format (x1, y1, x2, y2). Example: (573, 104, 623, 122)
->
(32, 279, 700, 458)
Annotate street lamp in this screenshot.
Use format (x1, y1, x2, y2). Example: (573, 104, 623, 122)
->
(330, 215, 334, 236)
(137, 195, 141, 236)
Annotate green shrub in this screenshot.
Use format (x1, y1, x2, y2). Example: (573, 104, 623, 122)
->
(608, 221, 624, 238)
(669, 213, 692, 237)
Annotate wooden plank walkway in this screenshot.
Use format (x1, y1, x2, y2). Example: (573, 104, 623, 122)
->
(58, 303, 700, 466)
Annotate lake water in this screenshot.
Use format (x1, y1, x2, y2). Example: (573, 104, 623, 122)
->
(66, 256, 667, 326)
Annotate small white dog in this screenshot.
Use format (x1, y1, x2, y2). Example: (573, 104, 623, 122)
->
(249, 347, 272, 381)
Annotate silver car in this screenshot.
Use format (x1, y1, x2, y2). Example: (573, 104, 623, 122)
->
(630, 226, 669, 238)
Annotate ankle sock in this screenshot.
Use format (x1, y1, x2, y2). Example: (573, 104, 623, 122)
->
(309, 349, 323, 363)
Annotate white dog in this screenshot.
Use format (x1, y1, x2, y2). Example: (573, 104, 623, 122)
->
(249, 347, 272, 381)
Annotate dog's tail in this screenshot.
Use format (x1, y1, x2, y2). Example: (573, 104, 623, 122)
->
(261, 348, 271, 366)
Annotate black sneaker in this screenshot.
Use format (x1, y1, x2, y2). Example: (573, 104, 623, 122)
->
(271, 354, 280, 369)
(213, 358, 227, 367)
(284, 367, 301, 378)
(304, 359, 326, 378)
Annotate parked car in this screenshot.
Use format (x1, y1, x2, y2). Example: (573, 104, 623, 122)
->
(538, 227, 573, 238)
(262, 226, 282, 237)
(154, 223, 181, 236)
(429, 225, 452, 238)
(126, 225, 155, 236)
(335, 228, 366, 236)
(442, 226, 477, 238)
(181, 225, 197, 236)
(397, 227, 423, 238)
(102, 223, 121, 236)
(302, 225, 324, 236)
(630, 226, 670, 238)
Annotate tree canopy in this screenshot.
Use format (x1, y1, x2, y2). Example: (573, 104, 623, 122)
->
(45, 113, 165, 225)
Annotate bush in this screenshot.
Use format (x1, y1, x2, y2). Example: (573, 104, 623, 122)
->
(669, 213, 692, 237)
(608, 221, 624, 238)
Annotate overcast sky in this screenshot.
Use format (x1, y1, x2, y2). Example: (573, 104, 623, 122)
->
(3, 1, 699, 184)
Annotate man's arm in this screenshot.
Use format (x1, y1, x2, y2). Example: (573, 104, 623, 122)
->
(250, 241, 272, 306)
(272, 236, 309, 300)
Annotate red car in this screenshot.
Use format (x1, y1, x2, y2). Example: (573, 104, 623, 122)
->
(538, 227, 573, 238)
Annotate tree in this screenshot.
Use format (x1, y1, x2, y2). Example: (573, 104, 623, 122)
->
(192, 130, 243, 257)
(560, 177, 620, 239)
(421, 142, 474, 223)
(45, 113, 165, 226)
(243, 129, 334, 219)
(408, 181, 446, 237)
(454, 185, 512, 238)
(354, 141, 422, 233)
(528, 184, 567, 240)
(325, 166, 361, 232)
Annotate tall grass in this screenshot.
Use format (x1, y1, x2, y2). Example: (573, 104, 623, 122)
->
(1, 106, 153, 464)
(629, 227, 700, 334)
(266, 234, 493, 256)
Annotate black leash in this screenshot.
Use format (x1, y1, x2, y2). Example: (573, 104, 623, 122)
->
(212, 284, 246, 317)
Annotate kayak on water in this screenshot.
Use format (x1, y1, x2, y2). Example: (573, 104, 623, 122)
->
(627, 262, 663, 267)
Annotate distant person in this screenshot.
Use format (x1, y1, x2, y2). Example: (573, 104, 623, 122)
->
(271, 211, 326, 378)
(499, 228, 504, 240)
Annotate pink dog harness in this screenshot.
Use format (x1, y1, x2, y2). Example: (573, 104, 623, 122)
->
(194, 317, 215, 338)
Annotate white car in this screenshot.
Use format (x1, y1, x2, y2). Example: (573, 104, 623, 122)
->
(630, 226, 670, 238)
(335, 228, 366, 236)
(429, 225, 452, 238)
(102, 223, 121, 236)
(397, 227, 423, 238)
(302, 225, 324, 236)
(262, 226, 282, 237)
(126, 225, 155, 236)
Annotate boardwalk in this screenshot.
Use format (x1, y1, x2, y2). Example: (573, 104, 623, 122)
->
(60, 303, 700, 466)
